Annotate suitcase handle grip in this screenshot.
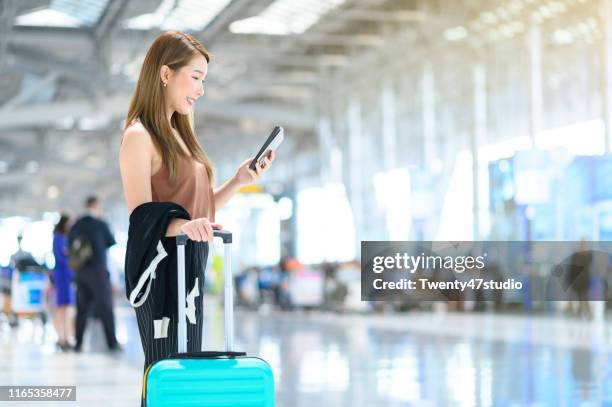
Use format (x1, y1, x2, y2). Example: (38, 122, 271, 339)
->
(177, 230, 232, 245)
(213, 230, 232, 244)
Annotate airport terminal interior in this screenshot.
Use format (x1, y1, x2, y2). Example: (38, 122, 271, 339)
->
(1, 0, 612, 405)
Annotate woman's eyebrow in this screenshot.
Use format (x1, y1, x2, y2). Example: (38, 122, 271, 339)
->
(194, 69, 204, 74)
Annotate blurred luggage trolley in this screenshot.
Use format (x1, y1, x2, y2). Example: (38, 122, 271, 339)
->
(0, 265, 49, 326)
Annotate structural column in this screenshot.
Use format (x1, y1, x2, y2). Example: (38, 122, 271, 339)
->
(528, 25, 543, 148)
(602, 0, 612, 153)
(420, 63, 436, 240)
(0, 0, 17, 75)
(347, 97, 364, 251)
(381, 80, 397, 170)
(473, 63, 487, 240)
(318, 115, 343, 183)
(422, 64, 436, 167)
(318, 116, 333, 181)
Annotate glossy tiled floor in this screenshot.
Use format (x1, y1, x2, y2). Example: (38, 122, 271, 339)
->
(1, 301, 612, 406)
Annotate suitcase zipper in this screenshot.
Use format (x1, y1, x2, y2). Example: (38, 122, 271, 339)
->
(142, 363, 153, 402)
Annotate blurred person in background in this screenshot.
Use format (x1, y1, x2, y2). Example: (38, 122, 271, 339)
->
(322, 262, 348, 311)
(51, 214, 75, 351)
(69, 196, 120, 352)
(275, 257, 293, 310)
(10, 233, 39, 270)
(566, 239, 593, 319)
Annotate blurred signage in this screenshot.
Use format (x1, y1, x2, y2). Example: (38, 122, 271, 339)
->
(238, 185, 264, 194)
(513, 150, 551, 205)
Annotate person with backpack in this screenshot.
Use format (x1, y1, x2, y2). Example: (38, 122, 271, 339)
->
(68, 195, 120, 352)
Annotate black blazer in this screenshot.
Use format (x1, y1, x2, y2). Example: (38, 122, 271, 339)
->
(125, 202, 208, 339)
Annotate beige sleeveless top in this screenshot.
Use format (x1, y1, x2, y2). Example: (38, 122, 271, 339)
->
(151, 155, 215, 221)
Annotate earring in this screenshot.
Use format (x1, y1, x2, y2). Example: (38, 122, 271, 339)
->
(163, 82, 167, 87)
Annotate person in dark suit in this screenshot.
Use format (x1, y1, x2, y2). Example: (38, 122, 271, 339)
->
(566, 240, 593, 318)
(69, 195, 120, 352)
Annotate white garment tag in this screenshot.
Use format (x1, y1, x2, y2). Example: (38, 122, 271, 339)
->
(153, 316, 171, 339)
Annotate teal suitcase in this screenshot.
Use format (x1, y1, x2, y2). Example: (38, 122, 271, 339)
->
(144, 231, 275, 406)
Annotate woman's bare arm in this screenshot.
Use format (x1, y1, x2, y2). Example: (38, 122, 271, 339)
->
(213, 177, 242, 209)
(119, 125, 154, 215)
(213, 151, 274, 209)
(119, 124, 187, 236)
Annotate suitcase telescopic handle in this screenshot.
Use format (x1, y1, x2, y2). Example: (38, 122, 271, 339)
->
(176, 230, 232, 244)
(213, 229, 232, 243)
(176, 230, 234, 354)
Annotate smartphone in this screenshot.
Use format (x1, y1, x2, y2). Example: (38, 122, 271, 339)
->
(249, 126, 284, 171)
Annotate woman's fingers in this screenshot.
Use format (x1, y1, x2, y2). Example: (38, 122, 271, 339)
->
(198, 221, 209, 242)
(200, 219, 211, 242)
(262, 156, 272, 170)
(197, 218, 214, 242)
(204, 221, 213, 242)
(191, 223, 204, 242)
(185, 227, 197, 241)
(186, 222, 204, 241)
(181, 218, 219, 242)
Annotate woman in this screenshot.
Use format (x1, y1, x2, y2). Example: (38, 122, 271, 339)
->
(119, 31, 274, 403)
(51, 214, 75, 351)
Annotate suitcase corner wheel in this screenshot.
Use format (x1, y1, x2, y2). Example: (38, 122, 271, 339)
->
(145, 230, 275, 407)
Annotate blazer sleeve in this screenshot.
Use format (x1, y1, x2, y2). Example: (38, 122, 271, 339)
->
(124, 202, 190, 307)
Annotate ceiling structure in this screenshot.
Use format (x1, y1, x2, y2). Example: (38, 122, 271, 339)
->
(0, 0, 602, 217)
(0, 0, 425, 217)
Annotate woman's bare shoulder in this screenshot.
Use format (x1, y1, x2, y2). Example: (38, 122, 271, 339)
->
(121, 121, 162, 172)
(123, 121, 153, 143)
(121, 122, 156, 154)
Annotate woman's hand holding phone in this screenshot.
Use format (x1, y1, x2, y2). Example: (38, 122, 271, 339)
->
(234, 150, 275, 186)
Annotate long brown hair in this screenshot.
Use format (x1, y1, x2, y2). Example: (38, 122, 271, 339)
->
(125, 31, 214, 184)
(53, 214, 70, 235)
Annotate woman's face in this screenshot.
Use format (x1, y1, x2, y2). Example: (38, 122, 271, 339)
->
(164, 54, 207, 116)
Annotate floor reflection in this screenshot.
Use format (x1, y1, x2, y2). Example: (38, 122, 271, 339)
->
(0, 303, 611, 406)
